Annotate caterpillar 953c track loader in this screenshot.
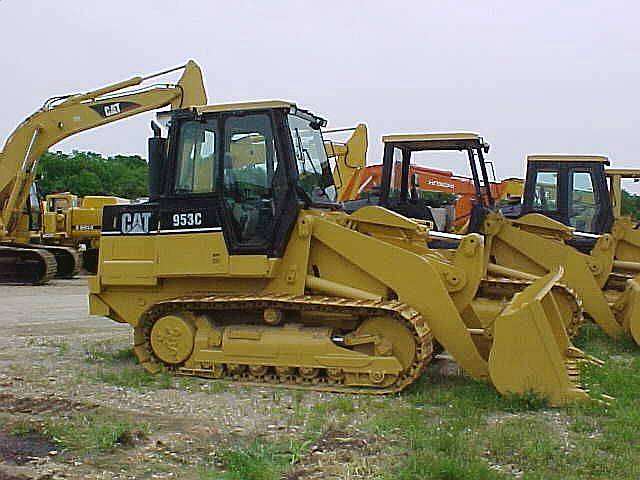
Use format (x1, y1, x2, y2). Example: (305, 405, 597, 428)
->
(0, 60, 206, 284)
(89, 102, 594, 405)
(373, 134, 640, 345)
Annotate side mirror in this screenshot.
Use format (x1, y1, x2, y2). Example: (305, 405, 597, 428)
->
(148, 121, 167, 201)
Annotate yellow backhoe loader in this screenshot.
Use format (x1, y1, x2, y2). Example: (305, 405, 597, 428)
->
(0, 60, 206, 284)
(89, 101, 594, 405)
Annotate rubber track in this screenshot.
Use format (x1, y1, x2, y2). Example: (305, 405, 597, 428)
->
(136, 294, 434, 395)
(0, 245, 57, 285)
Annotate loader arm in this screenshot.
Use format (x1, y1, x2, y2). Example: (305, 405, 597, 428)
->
(0, 60, 206, 240)
(324, 124, 368, 202)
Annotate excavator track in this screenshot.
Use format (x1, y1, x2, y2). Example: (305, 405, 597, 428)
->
(37, 245, 81, 278)
(135, 294, 433, 395)
(0, 245, 57, 284)
(480, 276, 584, 337)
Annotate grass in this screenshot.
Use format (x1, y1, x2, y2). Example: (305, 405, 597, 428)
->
(70, 323, 640, 478)
(198, 437, 323, 480)
(42, 410, 149, 455)
(85, 340, 175, 390)
(9, 419, 40, 437)
(85, 343, 136, 364)
(84, 341, 231, 393)
(93, 366, 173, 390)
(3, 410, 149, 456)
(25, 337, 70, 356)
(367, 323, 640, 480)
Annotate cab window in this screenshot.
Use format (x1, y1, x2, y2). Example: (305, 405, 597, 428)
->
(174, 121, 217, 194)
(569, 171, 597, 232)
(532, 171, 558, 210)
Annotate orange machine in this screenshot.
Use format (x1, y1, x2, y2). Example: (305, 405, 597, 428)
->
(343, 162, 522, 228)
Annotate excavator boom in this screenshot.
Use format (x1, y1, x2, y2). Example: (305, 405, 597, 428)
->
(0, 60, 207, 283)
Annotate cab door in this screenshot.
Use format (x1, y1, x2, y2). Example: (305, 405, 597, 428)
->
(219, 110, 299, 257)
(566, 163, 612, 234)
(522, 163, 567, 225)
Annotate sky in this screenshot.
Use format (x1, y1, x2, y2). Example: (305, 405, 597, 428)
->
(1, 0, 639, 189)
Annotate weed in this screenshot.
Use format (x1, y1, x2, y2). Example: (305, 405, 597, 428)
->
(209, 381, 228, 394)
(93, 367, 155, 389)
(9, 419, 39, 437)
(216, 440, 289, 480)
(42, 410, 148, 454)
(85, 343, 135, 364)
(327, 396, 356, 414)
(286, 438, 313, 465)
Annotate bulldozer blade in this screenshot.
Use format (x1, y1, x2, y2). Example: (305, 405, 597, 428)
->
(488, 268, 593, 405)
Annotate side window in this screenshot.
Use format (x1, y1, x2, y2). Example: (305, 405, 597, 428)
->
(53, 198, 70, 212)
(223, 114, 279, 245)
(532, 171, 558, 210)
(174, 121, 217, 194)
(569, 171, 597, 232)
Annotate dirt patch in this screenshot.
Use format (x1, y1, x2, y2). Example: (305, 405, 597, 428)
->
(0, 471, 31, 480)
(0, 393, 94, 415)
(286, 429, 378, 480)
(0, 432, 58, 466)
(312, 428, 370, 452)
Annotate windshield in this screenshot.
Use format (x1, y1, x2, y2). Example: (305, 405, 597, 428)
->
(288, 114, 336, 202)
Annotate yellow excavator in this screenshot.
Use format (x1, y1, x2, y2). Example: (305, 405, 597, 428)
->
(89, 100, 596, 405)
(0, 60, 207, 284)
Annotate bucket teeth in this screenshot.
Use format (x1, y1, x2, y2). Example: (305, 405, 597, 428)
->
(565, 346, 605, 366)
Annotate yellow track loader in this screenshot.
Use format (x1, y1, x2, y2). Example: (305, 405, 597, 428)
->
(0, 61, 206, 284)
(370, 135, 640, 345)
(499, 155, 640, 343)
(89, 102, 592, 405)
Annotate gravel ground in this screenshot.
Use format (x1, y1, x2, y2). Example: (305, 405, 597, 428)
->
(0, 278, 389, 480)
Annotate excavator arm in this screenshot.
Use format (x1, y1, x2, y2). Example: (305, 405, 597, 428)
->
(0, 60, 207, 240)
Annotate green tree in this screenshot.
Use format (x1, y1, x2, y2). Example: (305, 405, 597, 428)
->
(621, 190, 640, 220)
(36, 150, 149, 199)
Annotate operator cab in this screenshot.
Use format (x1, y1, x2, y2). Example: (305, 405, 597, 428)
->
(520, 155, 613, 235)
(377, 133, 494, 232)
(103, 101, 337, 257)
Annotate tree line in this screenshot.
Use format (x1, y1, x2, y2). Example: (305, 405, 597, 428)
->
(35, 150, 640, 220)
(37, 151, 149, 199)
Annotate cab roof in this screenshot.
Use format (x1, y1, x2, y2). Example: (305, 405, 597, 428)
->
(381, 132, 485, 151)
(194, 100, 295, 114)
(192, 100, 327, 127)
(606, 168, 640, 178)
(527, 154, 610, 165)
